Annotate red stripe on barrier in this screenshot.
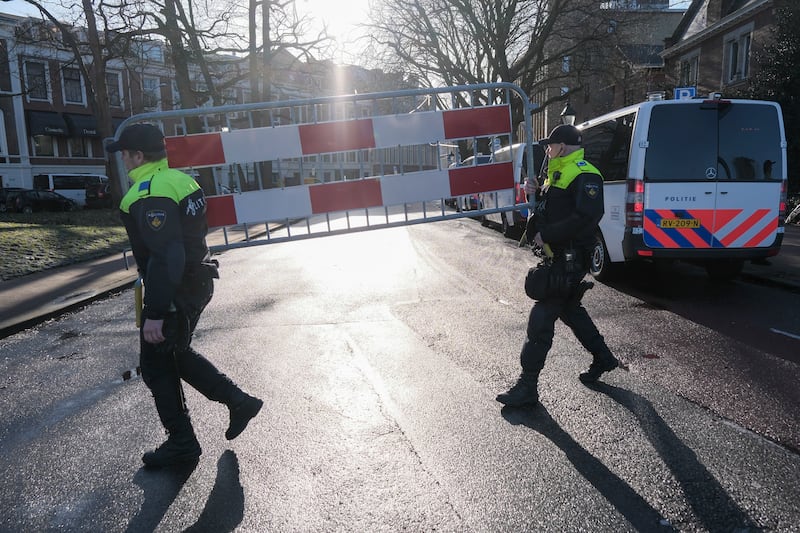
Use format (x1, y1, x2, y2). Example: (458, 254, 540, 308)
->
(720, 209, 769, 247)
(309, 179, 383, 214)
(744, 216, 778, 247)
(206, 195, 238, 228)
(448, 161, 514, 196)
(442, 107, 511, 139)
(299, 120, 376, 154)
(165, 134, 225, 168)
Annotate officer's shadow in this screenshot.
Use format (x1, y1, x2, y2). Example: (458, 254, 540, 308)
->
(502, 384, 756, 531)
(126, 450, 244, 533)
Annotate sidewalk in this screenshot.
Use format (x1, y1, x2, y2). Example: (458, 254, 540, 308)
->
(0, 225, 269, 337)
(1, 224, 798, 339)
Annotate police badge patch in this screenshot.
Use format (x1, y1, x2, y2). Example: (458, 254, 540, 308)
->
(146, 210, 167, 230)
(584, 183, 600, 199)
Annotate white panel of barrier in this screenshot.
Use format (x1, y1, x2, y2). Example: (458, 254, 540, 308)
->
(380, 170, 451, 205)
(233, 186, 313, 224)
(222, 126, 304, 163)
(372, 111, 446, 147)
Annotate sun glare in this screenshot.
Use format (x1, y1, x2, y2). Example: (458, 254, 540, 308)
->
(298, 0, 371, 44)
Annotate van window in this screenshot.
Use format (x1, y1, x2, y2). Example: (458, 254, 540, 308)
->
(582, 112, 635, 182)
(644, 102, 782, 182)
(718, 103, 782, 181)
(84, 175, 108, 186)
(646, 104, 718, 182)
(53, 175, 90, 190)
(33, 174, 50, 189)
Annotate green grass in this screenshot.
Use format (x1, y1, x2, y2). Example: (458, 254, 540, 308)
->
(0, 208, 130, 281)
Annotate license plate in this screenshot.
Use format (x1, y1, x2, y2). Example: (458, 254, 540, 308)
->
(660, 218, 700, 228)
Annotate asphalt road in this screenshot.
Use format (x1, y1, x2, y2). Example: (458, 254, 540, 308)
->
(0, 217, 798, 532)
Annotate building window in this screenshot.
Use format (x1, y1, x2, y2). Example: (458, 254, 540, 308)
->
(562, 56, 571, 73)
(24, 60, 48, 101)
(137, 41, 164, 63)
(679, 52, 699, 86)
(106, 72, 122, 107)
(142, 76, 161, 110)
(32, 135, 56, 156)
(68, 137, 89, 157)
(723, 24, 753, 84)
(0, 41, 11, 93)
(62, 66, 84, 104)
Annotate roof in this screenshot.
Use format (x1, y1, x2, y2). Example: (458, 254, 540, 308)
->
(662, 0, 772, 58)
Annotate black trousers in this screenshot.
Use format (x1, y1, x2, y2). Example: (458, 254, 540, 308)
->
(519, 270, 614, 375)
(139, 275, 239, 436)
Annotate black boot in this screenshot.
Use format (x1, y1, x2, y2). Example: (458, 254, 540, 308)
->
(579, 356, 619, 384)
(496, 372, 539, 407)
(142, 431, 201, 468)
(226, 393, 263, 440)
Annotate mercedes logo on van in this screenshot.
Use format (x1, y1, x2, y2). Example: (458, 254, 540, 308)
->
(705, 167, 717, 179)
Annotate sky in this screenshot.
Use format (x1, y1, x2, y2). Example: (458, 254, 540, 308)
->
(298, 0, 372, 44)
(1, 0, 693, 33)
(0, 0, 374, 42)
(1, 0, 692, 64)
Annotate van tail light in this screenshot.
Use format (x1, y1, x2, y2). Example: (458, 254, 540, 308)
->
(778, 179, 787, 227)
(625, 178, 644, 228)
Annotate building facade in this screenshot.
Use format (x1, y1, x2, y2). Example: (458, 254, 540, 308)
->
(661, 0, 775, 98)
(530, 1, 685, 138)
(0, 12, 434, 194)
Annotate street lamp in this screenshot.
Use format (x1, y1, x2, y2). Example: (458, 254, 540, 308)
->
(560, 102, 577, 126)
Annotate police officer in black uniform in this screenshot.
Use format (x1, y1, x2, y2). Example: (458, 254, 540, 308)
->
(108, 123, 263, 467)
(497, 124, 620, 407)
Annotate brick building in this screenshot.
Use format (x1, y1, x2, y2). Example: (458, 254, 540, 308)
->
(661, 0, 775, 98)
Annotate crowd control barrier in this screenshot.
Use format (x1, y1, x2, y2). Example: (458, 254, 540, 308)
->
(111, 83, 536, 251)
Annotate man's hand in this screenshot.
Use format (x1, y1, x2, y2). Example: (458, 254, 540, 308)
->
(524, 178, 539, 196)
(142, 318, 165, 344)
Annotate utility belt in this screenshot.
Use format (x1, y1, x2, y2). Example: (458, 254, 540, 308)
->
(545, 247, 590, 274)
(526, 246, 592, 301)
(183, 258, 220, 283)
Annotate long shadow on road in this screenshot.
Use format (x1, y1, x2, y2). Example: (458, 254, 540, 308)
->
(501, 404, 673, 532)
(125, 450, 243, 533)
(502, 384, 759, 531)
(183, 450, 244, 532)
(590, 382, 758, 532)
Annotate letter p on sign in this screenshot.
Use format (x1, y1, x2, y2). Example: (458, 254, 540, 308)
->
(675, 87, 696, 100)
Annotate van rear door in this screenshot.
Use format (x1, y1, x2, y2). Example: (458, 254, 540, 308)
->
(641, 101, 783, 251)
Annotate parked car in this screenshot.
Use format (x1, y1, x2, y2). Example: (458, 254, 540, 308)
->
(85, 181, 113, 208)
(0, 187, 23, 213)
(7, 189, 77, 213)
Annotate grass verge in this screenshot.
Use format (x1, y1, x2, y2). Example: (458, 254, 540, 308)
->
(0, 208, 129, 281)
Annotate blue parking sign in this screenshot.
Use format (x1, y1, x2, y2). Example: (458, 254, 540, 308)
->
(675, 87, 696, 100)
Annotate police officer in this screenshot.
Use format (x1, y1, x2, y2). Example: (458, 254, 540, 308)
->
(107, 123, 263, 467)
(497, 124, 620, 407)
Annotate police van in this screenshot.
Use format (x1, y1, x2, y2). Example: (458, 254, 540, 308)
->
(579, 94, 787, 281)
(479, 142, 545, 237)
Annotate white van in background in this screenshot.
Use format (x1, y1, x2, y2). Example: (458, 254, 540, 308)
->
(33, 174, 109, 208)
(579, 95, 787, 281)
(479, 142, 545, 237)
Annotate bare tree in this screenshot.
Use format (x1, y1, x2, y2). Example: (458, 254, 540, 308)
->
(5, 0, 156, 202)
(6, 0, 331, 193)
(367, 0, 622, 121)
